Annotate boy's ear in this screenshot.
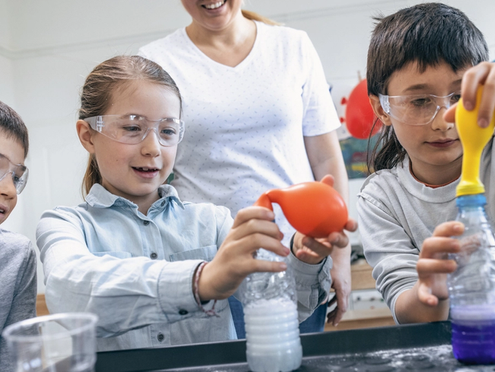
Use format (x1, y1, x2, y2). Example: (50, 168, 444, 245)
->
(369, 95, 392, 126)
(76, 120, 96, 154)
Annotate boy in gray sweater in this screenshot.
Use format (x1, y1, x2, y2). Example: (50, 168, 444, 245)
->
(0, 101, 36, 371)
(358, 3, 494, 324)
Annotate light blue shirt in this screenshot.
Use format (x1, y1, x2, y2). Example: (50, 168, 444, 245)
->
(37, 184, 331, 351)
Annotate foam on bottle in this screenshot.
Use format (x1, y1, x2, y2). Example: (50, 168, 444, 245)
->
(244, 298, 302, 372)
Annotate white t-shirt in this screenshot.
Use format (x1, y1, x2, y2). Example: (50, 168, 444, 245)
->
(139, 21, 340, 244)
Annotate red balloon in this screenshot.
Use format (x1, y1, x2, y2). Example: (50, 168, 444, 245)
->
(343, 79, 382, 139)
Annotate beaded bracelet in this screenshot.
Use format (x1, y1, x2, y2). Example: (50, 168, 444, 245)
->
(193, 262, 219, 317)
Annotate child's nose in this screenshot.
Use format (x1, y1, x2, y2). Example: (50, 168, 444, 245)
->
(0, 172, 17, 197)
(140, 128, 161, 156)
(431, 106, 454, 131)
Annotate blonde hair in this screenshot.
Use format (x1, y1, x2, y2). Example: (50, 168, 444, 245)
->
(241, 9, 281, 26)
(79, 55, 182, 196)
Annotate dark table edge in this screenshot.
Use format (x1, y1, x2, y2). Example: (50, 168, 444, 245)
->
(95, 321, 452, 372)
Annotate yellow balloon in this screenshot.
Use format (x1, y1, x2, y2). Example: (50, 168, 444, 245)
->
(456, 86, 495, 196)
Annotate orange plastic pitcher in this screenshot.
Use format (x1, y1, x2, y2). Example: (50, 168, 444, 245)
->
(254, 178, 348, 238)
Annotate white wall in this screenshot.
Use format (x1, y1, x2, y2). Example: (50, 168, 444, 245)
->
(1, 0, 494, 293)
(0, 0, 12, 47)
(0, 0, 14, 103)
(0, 56, 14, 104)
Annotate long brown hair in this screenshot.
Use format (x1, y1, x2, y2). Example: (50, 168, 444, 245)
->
(79, 55, 182, 196)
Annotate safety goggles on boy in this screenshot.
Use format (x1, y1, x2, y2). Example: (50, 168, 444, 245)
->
(379, 92, 461, 126)
(0, 153, 29, 194)
(84, 115, 185, 147)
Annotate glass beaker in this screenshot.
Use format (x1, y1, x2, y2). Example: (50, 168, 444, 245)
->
(2, 312, 98, 372)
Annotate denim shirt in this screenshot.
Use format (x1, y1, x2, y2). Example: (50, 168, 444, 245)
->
(37, 184, 332, 351)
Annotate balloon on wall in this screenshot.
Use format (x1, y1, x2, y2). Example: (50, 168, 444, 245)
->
(340, 79, 382, 139)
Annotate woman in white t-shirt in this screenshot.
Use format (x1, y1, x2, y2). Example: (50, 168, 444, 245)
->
(139, 0, 350, 336)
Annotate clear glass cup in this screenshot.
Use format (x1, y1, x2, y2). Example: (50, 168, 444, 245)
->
(2, 312, 98, 372)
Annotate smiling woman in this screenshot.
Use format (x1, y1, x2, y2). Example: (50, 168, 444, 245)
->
(139, 0, 352, 337)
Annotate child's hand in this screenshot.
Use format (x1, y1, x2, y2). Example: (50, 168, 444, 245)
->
(416, 221, 464, 306)
(291, 218, 358, 265)
(444, 61, 495, 128)
(198, 207, 289, 301)
(290, 173, 357, 265)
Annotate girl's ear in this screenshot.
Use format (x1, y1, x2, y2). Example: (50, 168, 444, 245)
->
(76, 120, 96, 154)
(369, 95, 392, 127)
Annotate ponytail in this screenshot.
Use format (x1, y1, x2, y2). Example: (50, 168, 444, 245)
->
(82, 154, 102, 197)
(241, 9, 281, 26)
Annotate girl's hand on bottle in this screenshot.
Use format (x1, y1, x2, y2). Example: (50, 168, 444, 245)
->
(444, 61, 495, 128)
(416, 221, 464, 306)
(198, 206, 289, 302)
(291, 218, 358, 265)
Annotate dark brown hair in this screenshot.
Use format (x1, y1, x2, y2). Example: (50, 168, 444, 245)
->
(79, 55, 182, 195)
(0, 101, 29, 158)
(366, 3, 488, 172)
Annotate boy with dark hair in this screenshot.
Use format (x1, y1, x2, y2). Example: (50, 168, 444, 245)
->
(358, 3, 495, 324)
(0, 101, 36, 372)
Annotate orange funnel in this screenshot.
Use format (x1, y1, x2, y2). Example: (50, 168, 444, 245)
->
(254, 180, 348, 238)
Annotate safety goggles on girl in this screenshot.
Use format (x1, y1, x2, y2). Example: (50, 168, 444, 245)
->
(0, 153, 29, 194)
(379, 92, 461, 126)
(84, 115, 185, 146)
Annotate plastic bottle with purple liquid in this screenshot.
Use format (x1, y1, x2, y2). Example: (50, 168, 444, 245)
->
(447, 194, 495, 364)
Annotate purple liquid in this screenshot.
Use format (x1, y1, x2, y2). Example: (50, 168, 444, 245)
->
(451, 319, 495, 364)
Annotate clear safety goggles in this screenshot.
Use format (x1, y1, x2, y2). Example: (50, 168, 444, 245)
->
(84, 115, 185, 146)
(0, 153, 29, 194)
(379, 92, 461, 126)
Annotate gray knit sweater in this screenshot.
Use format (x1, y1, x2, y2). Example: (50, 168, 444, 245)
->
(358, 138, 495, 323)
(0, 229, 37, 371)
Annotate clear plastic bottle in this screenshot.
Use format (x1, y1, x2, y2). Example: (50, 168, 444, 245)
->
(448, 194, 495, 364)
(240, 248, 302, 372)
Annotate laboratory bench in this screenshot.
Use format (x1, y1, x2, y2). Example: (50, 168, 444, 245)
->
(95, 321, 491, 371)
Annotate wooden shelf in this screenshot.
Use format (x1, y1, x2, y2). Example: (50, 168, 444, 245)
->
(350, 259, 375, 290)
(324, 259, 395, 331)
(36, 294, 49, 316)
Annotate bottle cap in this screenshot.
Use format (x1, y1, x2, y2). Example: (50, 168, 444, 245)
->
(456, 193, 486, 207)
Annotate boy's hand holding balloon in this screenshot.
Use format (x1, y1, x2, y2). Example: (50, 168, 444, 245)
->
(254, 175, 358, 265)
(443, 61, 495, 128)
